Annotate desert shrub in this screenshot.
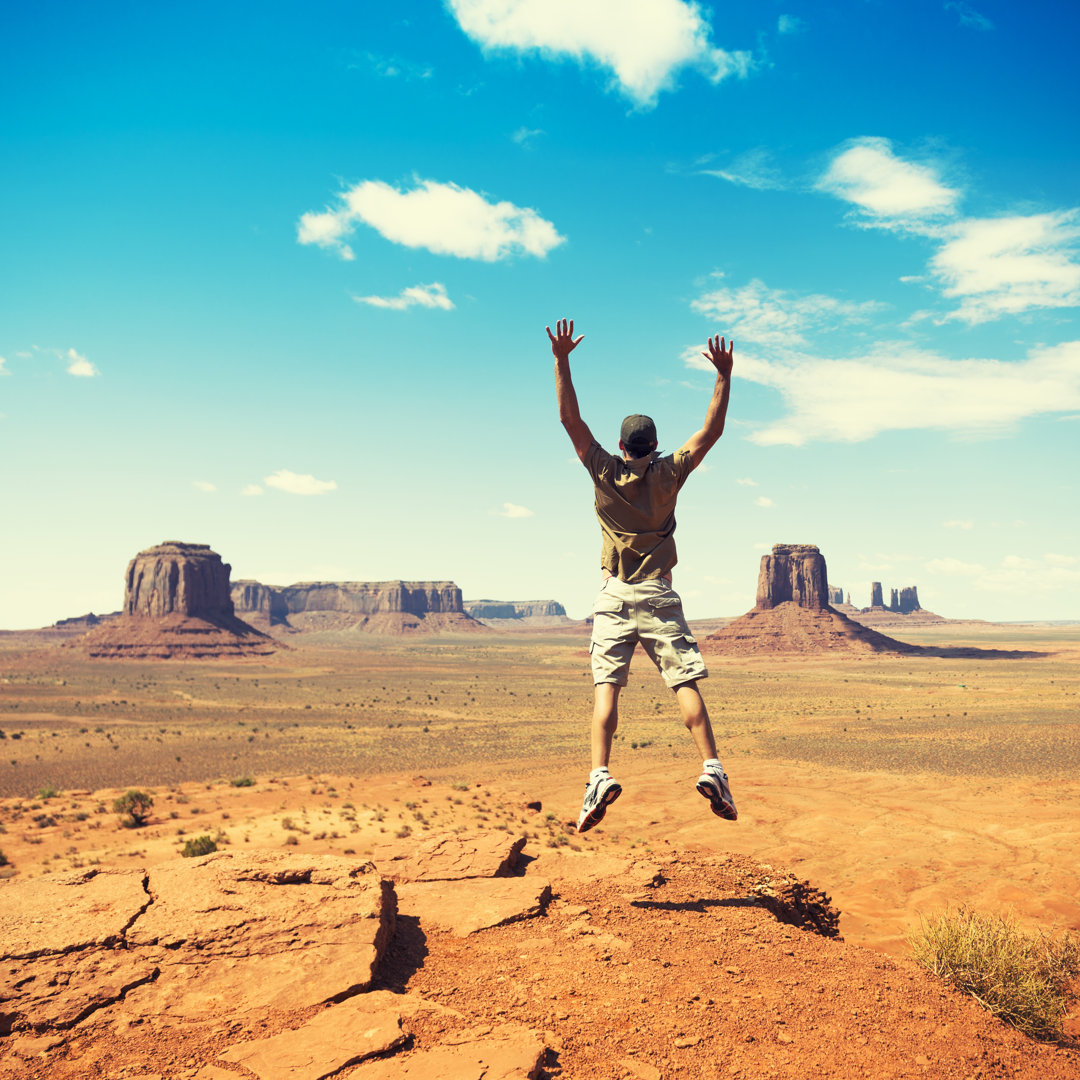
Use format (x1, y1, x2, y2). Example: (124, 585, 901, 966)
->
(284, 834, 299, 846)
(909, 907, 1080, 1040)
(37, 784, 60, 800)
(0, 849, 7, 866)
(113, 790, 154, 828)
(230, 776, 254, 787)
(180, 835, 217, 858)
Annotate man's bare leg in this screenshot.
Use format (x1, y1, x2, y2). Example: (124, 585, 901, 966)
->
(591, 683, 621, 769)
(674, 682, 718, 759)
(676, 682, 738, 820)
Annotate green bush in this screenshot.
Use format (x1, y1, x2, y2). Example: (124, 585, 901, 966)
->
(0, 849, 8, 866)
(909, 906, 1080, 1040)
(113, 789, 154, 828)
(180, 835, 217, 858)
(230, 776, 255, 787)
(37, 784, 60, 800)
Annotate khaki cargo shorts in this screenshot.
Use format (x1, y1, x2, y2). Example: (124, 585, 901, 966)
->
(589, 577, 708, 689)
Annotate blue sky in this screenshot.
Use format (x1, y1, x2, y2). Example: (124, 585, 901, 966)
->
(2, 0, 1078, 627)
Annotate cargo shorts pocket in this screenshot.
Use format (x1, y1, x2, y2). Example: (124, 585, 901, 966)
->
(593, 594, 625, 616)
(647, 596, 682, 610)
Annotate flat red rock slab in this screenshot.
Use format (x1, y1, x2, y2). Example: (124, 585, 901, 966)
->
(0, 868, 149, 958)
(370, 831, 526, 883)
(128, 851, 391, 953)
(352, 1022, 545, 1080)
(123, 852, 395, 1018)
(397, 877, 552, 936)
(219, 991, 410, 1080)
(0, 948, 160, 1034)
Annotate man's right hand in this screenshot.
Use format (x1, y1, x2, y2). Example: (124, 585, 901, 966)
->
(546, 318, 584, 362)
(702, 335, 734, 379)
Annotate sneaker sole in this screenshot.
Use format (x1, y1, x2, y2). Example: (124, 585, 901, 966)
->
(696, 778, 738, 821)
(577, 782, 622, 833)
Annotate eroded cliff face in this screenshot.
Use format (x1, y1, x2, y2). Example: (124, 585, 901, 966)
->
(755, 544, 829, 611)
(78, 542, 274, 658)
(231, 581, 464, 618)
(125, 542, 235, 620)
(463, 600, 567, 620)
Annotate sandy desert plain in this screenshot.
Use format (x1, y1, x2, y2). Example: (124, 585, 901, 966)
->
(1, 621, 1079, 1077)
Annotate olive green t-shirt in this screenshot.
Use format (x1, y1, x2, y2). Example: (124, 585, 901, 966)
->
(583, 441, 695, 583)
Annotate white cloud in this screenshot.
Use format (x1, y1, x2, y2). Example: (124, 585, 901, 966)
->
(446, 0, 752, 108)
(66, 348, 99, 377)
(192, 481, 217, 493)
(777, 14, 804, 34)
(930, 212, 1080, 324)
(754, 496, 774, 508)
(818, 137, 960, 227)
(687, 338, 1080, 446)
(494, 502, 535, 518)
(943, 519, 974, 530)
(974, 554, 1080, 594)
(700, 148, 785, 191)
(264, 470, 337, 496)
(241, 484, 264, 496)
(945, 2, 993, 31)
(354, 282, 455, 311)
(297, 207, 356, 260)
(689, 277, 884, 348)
(735, 477, 758, 486)
(299, 178, 565, 262)
(0, 356, 6, 375)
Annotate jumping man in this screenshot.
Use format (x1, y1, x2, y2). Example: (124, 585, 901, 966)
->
(546, 317, 738, 833)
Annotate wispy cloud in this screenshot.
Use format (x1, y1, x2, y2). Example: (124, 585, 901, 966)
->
(817, 136, 960, 229)
(354, 282, 455, 311)
(777, 14, 805, 35)
(945, 2, 994, 31)
(493, 501, 534, 518)
(357, 51, 433, 80)
(241, 484, 264, 497)
(298, 178, 564, 262)
(446, 0, 752, 108)
(264, 470, 337, 496)
(928, 553, 1080, 594)
(0, 355, 6, 375)
(689, 277, 884, 348)
(192, 481, 217, 493)
(819, 138, 1080, 324)
(65, 348, 99, 377)
(930, 212, 1080, 324)
(754, 496, 774, 507)
(512, 126, 545, 148)
(735, 477, 758, 486)
(943, 519, 974, 530)
(699, 147, 785, 191)
(686, 339, 1080, 446)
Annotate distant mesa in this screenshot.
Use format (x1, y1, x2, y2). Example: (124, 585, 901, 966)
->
(463, 599, 573, 629)
(76, 542, 276, 659)
(707, 544, 920, 656)
(231, 580, 485, 636)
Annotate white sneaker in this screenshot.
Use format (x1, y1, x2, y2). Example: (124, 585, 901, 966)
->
(696, 765, 737, 821)
(576, 771, 622, 833)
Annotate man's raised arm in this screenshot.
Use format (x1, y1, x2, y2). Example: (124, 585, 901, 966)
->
(679, 334, 733, 470)
(547, 317, 594, 463)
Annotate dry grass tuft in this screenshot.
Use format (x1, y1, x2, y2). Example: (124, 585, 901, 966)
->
(909, 906, 1080, 1040)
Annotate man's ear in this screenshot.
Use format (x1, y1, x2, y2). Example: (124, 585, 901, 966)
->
(618, 440, 626, 453)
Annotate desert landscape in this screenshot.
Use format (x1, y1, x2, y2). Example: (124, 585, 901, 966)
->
(1, 542, 1078, 1078)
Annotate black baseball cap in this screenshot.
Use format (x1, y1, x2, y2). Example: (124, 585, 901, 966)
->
(620, 414, 657, 456)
